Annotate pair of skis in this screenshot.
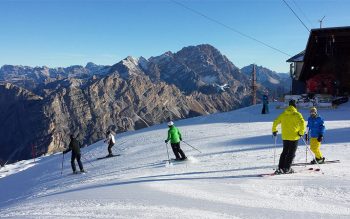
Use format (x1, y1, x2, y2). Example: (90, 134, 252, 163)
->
(259, 168, 318, 177)
(96, 154, 121, 160)
(291, 160, 339, 166)
(163, 158, 189, 163)
(260, 160, 340, 177)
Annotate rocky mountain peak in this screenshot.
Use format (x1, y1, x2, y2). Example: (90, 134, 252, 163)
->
(109, 56, 146, 79)
(145, 44, 247, 94)
(85, 62, 98, 69)
(148, 51, 174, 64)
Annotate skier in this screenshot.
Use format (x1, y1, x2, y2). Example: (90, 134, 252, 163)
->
(165, 121, 187, 160)
(305, 107, 326, 164)
(272, 100, 305, 174)
(261, 94, 269, 114)
(104, 130, 116, 157)
(63, 135, 85, 174)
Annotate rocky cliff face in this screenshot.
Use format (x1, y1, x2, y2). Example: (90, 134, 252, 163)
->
(146, 45, 248, 94)
(0, 44, 256, 164)
(0, 83, 51, 163)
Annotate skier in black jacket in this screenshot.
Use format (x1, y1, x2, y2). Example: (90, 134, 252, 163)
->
(63, 135, 85, 174)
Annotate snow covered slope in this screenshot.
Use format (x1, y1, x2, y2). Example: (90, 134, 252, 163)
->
(1, 102, 350, 218)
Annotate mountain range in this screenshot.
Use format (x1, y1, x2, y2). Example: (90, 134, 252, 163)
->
(241, 64, 291, 98)
(0, 44, 290, 164)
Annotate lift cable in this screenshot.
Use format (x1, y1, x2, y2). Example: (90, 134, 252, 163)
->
(170, 0, 291, 57)
(291, 0, 313, 28)
(281, 0, 310, 32)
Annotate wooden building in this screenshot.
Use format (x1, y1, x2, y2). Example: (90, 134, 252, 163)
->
(287, 26, 350, 96)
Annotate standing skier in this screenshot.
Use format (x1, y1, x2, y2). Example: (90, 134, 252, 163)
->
(305, 107, 326, 164)
(104, 130, 116, 157)
(63, 134, 85, 174)
(261, 94, 269, 114)
(272, 100, 305, 174)
(165, 121, 187, 160)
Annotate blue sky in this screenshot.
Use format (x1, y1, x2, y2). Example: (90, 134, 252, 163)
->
(0, 0, 349, 72)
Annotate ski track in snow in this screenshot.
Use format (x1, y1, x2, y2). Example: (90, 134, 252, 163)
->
(1, 102, 350, 218)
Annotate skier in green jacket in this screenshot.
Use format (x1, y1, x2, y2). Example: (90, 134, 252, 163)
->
(165, 121, 187, 160)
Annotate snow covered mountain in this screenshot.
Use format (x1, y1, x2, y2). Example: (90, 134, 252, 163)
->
(146, 44, 248, 94)
(1, 102, 349, 218)
(241, 64, 291, 97)
(1, 44, 255, 164)
(0, 63, 111, 91)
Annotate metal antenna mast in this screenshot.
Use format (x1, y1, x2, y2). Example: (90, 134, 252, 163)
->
(252, 64, 257, 105)
(319, 16, 325, 28)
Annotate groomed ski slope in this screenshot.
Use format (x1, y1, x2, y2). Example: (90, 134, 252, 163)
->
(1, 102, 350, 219)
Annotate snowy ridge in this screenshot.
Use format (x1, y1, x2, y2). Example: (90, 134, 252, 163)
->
(0, 102, 350, 218)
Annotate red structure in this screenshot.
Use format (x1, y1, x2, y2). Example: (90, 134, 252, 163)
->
(306, 74, 335, 94)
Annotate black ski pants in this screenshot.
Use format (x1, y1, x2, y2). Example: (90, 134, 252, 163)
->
(71, 152, 84, 172)
(171, 142, 186, 159)
(278, 140, 298, 170)
(108, 141, 115, 155)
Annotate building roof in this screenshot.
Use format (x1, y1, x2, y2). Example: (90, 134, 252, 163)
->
(298, 26, 350, 81)
(286, 50, 305, 62)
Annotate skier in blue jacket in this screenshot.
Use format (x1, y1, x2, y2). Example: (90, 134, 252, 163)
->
(305, 107, 326, 164)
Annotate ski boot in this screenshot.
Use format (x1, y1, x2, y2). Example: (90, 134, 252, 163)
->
(180, 156, 188, 161)
(316, 157, 325, 164)
(311, 157, 325, 164)
(274, 168, 284, 175)
(283, 168, 294, 174)
(174, 157, 182, 161)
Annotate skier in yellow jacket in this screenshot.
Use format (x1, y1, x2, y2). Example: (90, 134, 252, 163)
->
(272, 100, 305, 174)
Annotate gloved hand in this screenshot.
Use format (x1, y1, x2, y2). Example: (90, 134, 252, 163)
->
(63, 150, 67, 154)
(317, 135, 323, 142)
(305, 134, 308, 141)
(272, 131, 277, 136)
(165, 140, 169, 143)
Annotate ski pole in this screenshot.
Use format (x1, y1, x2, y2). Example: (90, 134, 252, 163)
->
(305, 130, 309, 163)
(4, 159, 9, 166)
(118, 140, 127, 146)
(81, 154, 94, 167)
(60, 153, 65, 175)
(1, 159, 9, 168)
(301, 137, 324, 174)
(117, 140, 127, 152)
(165, 142, 171, 164)
(305, 139, 308, 164)
(273, 135, 277, 167)
(182, 140, 202, 153)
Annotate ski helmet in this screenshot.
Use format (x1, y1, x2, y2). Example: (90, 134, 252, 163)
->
(167, 121, 174, 126)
